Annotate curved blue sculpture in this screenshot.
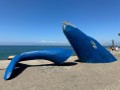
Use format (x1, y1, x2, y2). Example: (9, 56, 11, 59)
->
(63, 21, 117, 63)
(4, 48, 72, 80)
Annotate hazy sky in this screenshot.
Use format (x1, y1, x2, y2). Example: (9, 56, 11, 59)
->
(0, 0, 120, 45)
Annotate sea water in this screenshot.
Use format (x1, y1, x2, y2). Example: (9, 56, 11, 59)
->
(0, 45, 75, 60)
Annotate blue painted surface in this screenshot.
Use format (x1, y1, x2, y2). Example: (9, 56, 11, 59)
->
(4, 48, 72, 80)
(63, 22, 117, 63)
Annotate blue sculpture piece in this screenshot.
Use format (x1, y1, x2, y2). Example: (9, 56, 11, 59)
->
(63, 21, 117, 63)
(4, 48, 72, 80)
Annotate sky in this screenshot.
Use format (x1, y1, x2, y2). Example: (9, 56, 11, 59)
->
(0, 0, 120, 45)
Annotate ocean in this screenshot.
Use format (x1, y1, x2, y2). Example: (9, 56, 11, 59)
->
(0, 45, 76, 60)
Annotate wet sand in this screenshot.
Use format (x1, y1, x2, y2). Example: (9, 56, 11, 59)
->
(0, 51, 120, 90)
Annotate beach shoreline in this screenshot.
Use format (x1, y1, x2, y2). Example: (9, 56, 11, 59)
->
(0, 51, 120, 90)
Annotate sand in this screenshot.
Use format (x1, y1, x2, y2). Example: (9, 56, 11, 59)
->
(0, 51, 120, 90)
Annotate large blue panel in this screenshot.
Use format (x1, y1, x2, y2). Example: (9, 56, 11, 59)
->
(63, 21, 117, 63)
(4, 48, 72, 80)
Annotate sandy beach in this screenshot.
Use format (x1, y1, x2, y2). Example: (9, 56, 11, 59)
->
(0, 51, 120, 90)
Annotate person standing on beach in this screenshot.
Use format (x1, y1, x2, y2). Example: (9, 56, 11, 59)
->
(115, 46, 119, 51)
(111, 46, 114, 51)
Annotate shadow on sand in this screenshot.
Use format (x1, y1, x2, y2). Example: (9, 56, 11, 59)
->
(75, 59, 84, 63)
(8, 62, 77, 80)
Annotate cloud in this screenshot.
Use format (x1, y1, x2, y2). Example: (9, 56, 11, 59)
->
(39, 40, 70, 46)
(41, 40, 47, 43)
(0, 40, 70, 46)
